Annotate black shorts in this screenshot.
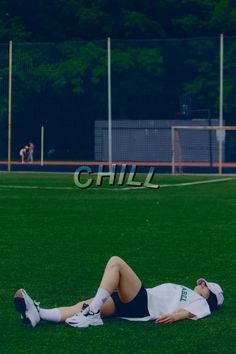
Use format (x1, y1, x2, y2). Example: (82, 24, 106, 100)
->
(111, 285, 150, 318)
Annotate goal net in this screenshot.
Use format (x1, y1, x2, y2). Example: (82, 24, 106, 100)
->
(171, 126, 236, 174)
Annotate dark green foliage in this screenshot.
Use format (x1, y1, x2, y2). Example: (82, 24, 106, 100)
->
(1, 0, 236, 42)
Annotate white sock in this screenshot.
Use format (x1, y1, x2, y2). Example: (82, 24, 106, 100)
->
(89, 288, 110, 313)
(39, 308, 61, 323)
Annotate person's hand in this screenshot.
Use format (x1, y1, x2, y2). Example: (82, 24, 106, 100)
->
(155, 314, 177, 324)
(155, 310, 193, 324)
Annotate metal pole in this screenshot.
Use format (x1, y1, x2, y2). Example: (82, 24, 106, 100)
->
(41, 126, 44, 166)
(219, 34, 224, 128)
(219, 33, 224, 174)
(107, 37, 112, 171)
(8, 40, 13, 172)
(171, 127, 175, 175)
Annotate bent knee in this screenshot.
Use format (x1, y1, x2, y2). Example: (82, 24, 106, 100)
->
(108, 256, 124, 267)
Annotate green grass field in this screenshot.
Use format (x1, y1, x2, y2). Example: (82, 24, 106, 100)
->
(0, 172, 235, 354)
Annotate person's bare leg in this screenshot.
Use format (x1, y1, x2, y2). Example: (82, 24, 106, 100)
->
(98, 256, 142, 302)
(64, 256, 142, 326)
(57, 299, 93, 322)
(58, 297, 116, 322)
(86, 256, 141, 314)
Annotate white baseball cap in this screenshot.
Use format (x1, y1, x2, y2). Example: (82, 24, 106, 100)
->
(197, 278, 224, 306)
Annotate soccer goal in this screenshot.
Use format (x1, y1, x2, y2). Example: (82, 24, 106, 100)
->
(171, 126, 236, 174)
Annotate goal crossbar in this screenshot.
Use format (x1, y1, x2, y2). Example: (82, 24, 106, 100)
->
(172, 126, 236, 131)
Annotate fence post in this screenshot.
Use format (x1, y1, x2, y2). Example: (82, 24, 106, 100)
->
(41, 126, 44, 166)
(107, 37, 112, 172)
(8, 40, 13, 172)
(219, 33, 224, 175)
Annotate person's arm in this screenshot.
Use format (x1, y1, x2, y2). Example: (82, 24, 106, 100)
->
(155, 309, 194, 324)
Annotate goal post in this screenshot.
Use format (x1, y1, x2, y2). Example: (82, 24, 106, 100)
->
(171, 125, 236, 175)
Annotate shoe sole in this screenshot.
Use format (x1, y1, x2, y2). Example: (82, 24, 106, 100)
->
(14, 297, 31, 325)
(66, 318, 104, 328)
(66, 322, 103, 328)
(14, 289, 40, 327)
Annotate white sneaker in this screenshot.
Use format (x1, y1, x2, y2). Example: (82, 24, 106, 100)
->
(65, 303, 104, 328)
(14, 289, 40, 328)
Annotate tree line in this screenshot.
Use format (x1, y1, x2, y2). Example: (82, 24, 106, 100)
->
(1, 0, 236, 42)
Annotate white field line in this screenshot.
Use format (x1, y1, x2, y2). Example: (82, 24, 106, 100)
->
(0, 185, 76, 190)
(160, 177, 233, 188)
(0, 177, 233, 191)
(113, 177, 233, 190)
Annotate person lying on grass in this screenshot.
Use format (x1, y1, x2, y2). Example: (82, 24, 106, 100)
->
(14, 256, 224, 328)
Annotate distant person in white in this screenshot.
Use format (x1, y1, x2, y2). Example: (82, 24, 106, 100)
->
(27, 142, 34, 162)
(14, 256, 224, 328)
(19, 146, 28, 164)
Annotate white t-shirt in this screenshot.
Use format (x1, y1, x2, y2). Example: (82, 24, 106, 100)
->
(19, 148, 25, 156)
(122, 283, 211, 322)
